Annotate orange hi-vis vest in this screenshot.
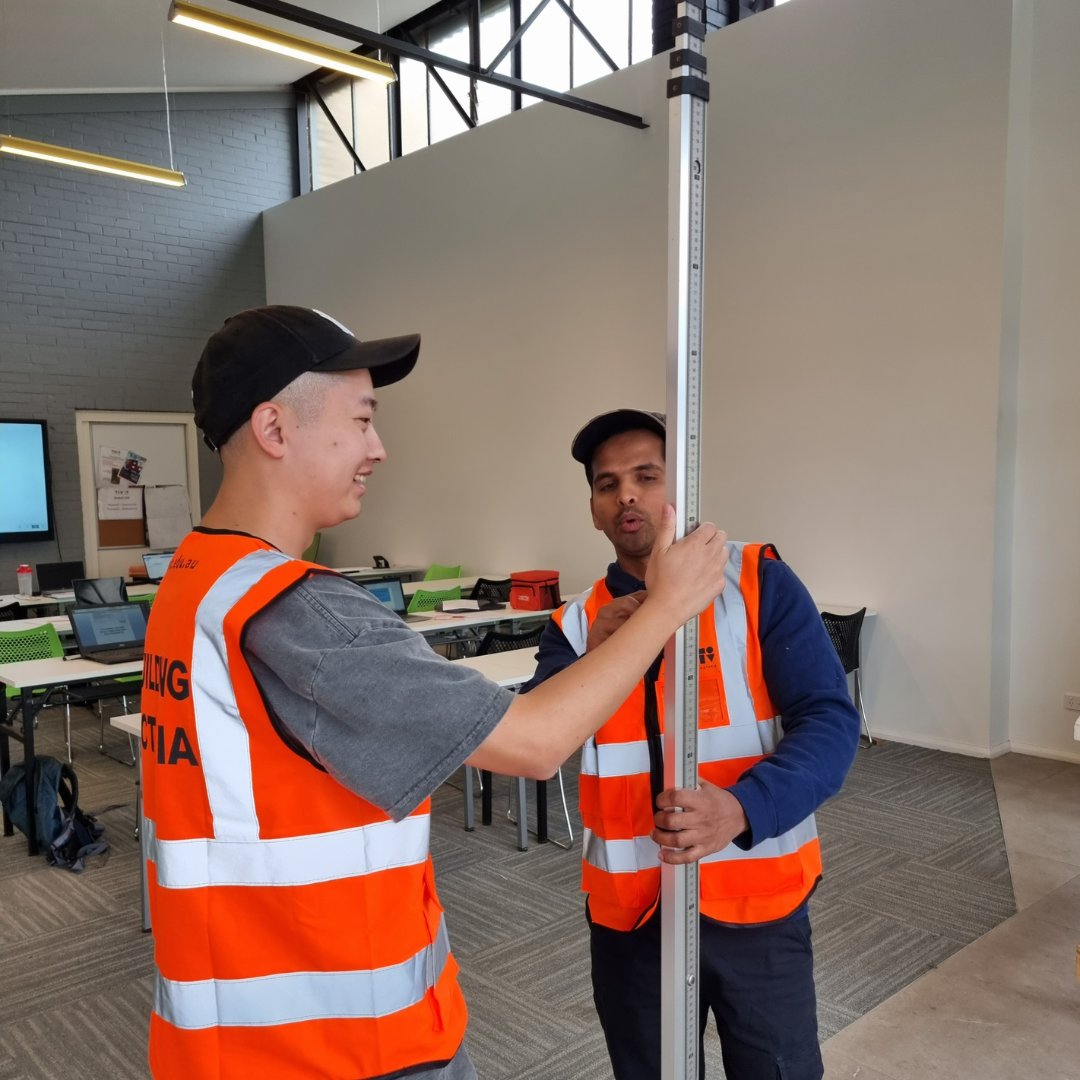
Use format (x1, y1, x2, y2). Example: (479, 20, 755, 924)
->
(140, 531, 467, 1079)
(553, 541, 822, 931)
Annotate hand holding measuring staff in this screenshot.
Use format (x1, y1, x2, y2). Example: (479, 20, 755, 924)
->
(653, 780, 750, 864)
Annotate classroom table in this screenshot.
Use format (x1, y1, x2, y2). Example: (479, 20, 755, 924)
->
(0, 654, 142, 854)
(109, 711, 150, 931)
(401, 575, 482, 598)
(451, 649, 563, 849)
(0, 614, 72, 636)
(0, 584, 159, 613)
(333, 564, 426, 583)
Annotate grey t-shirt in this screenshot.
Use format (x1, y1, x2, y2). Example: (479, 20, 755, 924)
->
(242, 570, 515, 821)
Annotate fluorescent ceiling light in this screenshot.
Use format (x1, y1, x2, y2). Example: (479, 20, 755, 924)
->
(0, 135, 186, 187)
(169, 1, 396, 84)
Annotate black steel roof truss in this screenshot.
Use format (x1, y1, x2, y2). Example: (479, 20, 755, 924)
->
(305, 77, 366, 172)
(227, 0, 648, 129)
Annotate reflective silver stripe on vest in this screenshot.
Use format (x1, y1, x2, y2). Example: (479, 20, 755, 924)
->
(192, 549, 293, 841)
(583, 812, 818, 873)
(557, 589, 591, 657)
(582, 828, 659, 873)
(145, 812, 430, 888)
(581, 718, 783, 779)
(712, 543, 759, 728)
(154, 913, 453, 1029)
(152, 549, 429, 894)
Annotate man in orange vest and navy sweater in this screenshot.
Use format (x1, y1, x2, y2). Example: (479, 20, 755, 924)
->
(140, 310, 732, 1080)
(525, 409, 861, 1080)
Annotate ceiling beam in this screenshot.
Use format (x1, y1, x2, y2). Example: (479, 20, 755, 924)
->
(225, 0, 649, 129)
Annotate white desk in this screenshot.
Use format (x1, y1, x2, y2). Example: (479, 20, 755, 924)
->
(109, 712, 150, 931)
(451, 648, 545, 848)
(454, 649, 537, 687)
(333, 565, 425, 583)
(401, 576, 480, 598)
(0, 592, 75, 609)
(412, 606, 553, 636)
(0, 614, 72, 635)
(399, 574, 512, 598)
(0, 654, 141, 855)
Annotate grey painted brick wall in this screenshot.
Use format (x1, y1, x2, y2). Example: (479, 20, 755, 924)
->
(0, 93, 296, 590)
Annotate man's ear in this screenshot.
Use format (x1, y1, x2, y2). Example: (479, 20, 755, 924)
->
(248, 401, 288, 459)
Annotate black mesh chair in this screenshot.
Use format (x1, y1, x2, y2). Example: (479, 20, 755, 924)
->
(0, 602, 20, 622)
(470, 577, 511, 603)
(475, 625, 543, 655)
(820, 608, 873, 746)
(464, 625, 574, 849)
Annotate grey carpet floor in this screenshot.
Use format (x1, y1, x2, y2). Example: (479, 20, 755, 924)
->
(0, 708, 1015, 1079)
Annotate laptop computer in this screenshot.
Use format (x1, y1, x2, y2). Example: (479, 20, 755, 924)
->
(35, 559, 85, 597)
(142, 550, 175, 584)
(72, 577, 128, 606)
(363, 578, 432, 623)
(68, 602, 148, 664)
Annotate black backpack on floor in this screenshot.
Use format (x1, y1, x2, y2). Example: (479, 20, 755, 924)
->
(0, 756, 108, 872)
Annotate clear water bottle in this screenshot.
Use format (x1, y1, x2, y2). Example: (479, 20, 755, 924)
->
(16, 564, 32, 596)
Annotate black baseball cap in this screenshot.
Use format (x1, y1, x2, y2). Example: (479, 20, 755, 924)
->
(570, 409, 666, 483)
(192, 305, 420, 451)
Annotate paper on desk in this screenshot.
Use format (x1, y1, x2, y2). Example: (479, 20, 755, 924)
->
(440, 600, 506, 613)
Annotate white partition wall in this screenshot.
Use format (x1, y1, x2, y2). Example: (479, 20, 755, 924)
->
(263, 0, 1080, 762)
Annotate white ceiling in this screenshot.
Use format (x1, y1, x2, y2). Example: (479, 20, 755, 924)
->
(0, 0, 434, 95)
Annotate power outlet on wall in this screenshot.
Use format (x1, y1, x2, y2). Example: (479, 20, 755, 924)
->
(1065, 693, 1080, 712)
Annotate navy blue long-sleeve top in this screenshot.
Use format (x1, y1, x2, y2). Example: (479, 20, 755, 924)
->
(523, 554, 860, 849)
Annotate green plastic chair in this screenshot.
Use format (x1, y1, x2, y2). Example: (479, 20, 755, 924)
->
(423, 563, 461, 581)
(406, 586, 461, 615)
(0, 624, 74, 762)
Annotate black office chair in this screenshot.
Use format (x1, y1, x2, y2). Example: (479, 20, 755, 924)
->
(73, 577, 128, 606)
(0, 602, 20, 623)
(820, 608, 873, 746)
(470, 577, 511, 603)
(475, 625, 543, 655)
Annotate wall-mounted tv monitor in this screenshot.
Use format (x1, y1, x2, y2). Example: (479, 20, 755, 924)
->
(0, 419, 56, 543)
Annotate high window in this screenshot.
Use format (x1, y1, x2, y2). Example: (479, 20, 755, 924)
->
(306, 0, 655, 191)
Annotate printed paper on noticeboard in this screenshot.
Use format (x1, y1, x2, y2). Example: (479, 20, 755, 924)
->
(97, 447, 147, 487)
(98, 485, 144, 520)
(145, 485, 192, 549)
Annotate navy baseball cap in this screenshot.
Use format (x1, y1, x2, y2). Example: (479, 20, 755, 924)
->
(571, 409, 666, 482)
(192, 305, 420, 451)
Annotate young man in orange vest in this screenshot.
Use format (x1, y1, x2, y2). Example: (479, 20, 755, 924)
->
(139, 309, 731, 1080)
(525, 409, 861, 1080)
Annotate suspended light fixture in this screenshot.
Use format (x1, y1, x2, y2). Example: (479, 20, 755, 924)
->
(168, 1, 396, 84)
(0, 134, 186, 187)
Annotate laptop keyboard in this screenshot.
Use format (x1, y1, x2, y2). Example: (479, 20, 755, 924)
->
(86, 646, 145, 664)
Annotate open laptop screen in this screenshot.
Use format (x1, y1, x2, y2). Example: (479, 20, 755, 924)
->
(36, 560, 85, 594)
(142, 551, 175, 583)
(363, 578, 407, 615)
(69, 602, 148, 650)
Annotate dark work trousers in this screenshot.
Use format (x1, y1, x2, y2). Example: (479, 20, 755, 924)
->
(589, 905, 823, 1080)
